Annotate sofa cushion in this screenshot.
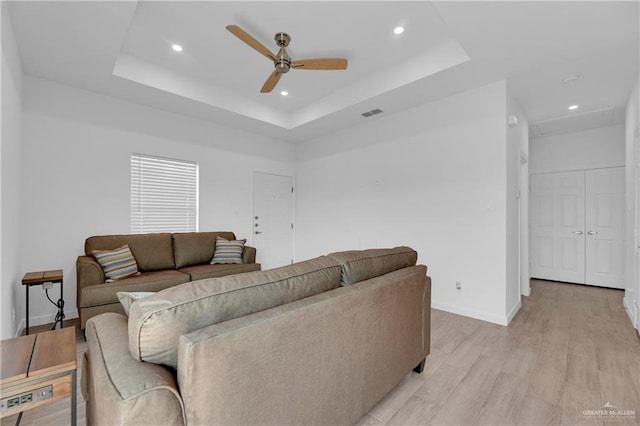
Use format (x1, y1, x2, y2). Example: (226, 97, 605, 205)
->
(210, 237, 246, 264)
(128, 256, 341, 368)
(116, 291, 156, 316)
(85, 233, 175, 272)
(172, 231, 236, 269)
(79, 270, 190, 308)
(178, 263, 261, 281)
(327, 246, 419, 286)
(92, 245, 140, 282)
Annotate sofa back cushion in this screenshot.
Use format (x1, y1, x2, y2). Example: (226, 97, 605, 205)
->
(85, 234, 175, 272)
(128, 256, 341, 368)
(327, 246, 418, 286)
(172, 232, 236, 268)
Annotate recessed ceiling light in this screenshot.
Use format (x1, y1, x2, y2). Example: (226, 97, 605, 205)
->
(393, 26, 404, 35)
(280, 91, 288, 96)
(171, 44, 183, 52)
(568, 105, 579, 110)
(561, 73, 580, 85)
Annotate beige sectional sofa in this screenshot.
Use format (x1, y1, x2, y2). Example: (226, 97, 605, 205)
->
(76, 232, 260, 329)
(83, 246, 431, 425)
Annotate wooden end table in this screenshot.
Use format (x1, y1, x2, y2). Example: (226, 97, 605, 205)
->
(22, 270, 64, 335)
(0, 327, 77, 425)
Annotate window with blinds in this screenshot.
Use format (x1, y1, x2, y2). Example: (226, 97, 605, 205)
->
(131, 154, 199, 233)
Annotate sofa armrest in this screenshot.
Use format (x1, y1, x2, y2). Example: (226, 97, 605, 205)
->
(76, 256, 104, 306)
(85, 313, 185, 425)
(242, 245, 257, 264)
(77, 255, 105, 287)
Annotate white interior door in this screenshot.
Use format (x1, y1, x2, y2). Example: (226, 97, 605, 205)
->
(585, 168, 625, 288)
(530, 171, 586, 284)
(253, 172, 294, 270)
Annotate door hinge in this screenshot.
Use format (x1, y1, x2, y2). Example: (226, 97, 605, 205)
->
(291, 187, 294, 193)
(291, 223, 294, 230)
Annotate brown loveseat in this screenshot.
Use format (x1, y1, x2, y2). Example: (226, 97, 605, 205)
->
(76, 231, 260, 328)
(83, 246, 431, 425)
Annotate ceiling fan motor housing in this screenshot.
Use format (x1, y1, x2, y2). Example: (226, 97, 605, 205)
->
(275, 45, 291, 73)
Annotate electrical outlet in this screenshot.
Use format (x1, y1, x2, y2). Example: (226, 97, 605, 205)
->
(0, 385, 52, 414)
(456, 281, 462, 290)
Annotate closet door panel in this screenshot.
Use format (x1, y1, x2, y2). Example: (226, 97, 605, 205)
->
(585, 168, 624, 288)
(530, 171, 585, 283)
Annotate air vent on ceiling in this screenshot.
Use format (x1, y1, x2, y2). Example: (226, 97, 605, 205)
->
(361, 108, 383, 118)
(530, 107, 614, 138)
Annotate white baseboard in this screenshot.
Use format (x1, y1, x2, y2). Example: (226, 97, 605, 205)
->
(623, 296, 639, 333)
(14, 309, 79, 337)
(432, 301, 510, 326)
(506, 300, 522, 324)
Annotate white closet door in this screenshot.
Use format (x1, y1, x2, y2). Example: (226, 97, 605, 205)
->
(530, 171, 585, 284)
(585, 168, 625, 288)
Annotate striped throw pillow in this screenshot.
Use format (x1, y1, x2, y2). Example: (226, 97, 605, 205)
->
(210, 237, 246, 264)
(93, 245, 141, 282)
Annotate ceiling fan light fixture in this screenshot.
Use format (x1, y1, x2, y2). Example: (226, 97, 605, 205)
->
(393, 26, 405, 35)
(171, 44, 183, 52)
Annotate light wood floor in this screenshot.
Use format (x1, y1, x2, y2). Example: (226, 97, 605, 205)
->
(3, 280, 639, 425)
(359, 279, 640, 426)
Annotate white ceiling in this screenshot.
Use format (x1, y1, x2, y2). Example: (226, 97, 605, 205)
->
(7, 1, 639, 143)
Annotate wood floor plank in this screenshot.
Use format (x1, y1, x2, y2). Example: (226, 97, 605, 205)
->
(526, 366, 565, 406)
(387, 395, 439, 425)
(411, 362, 468, 416)
(476, 371, 528, 425)
(428, 383, 489, 425)
(367, 372, 425, 423)
(561, 381, 605, 426)
(501, 348, 538, 378)
(458, 354, 503, 390)
(517, 396, 562, 425)
(566, 353, 600, 389)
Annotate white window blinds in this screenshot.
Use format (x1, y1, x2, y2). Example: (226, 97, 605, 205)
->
(131, 154, 199, 233)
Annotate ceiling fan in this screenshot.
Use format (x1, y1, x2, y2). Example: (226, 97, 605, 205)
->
(226, 25, 348, 93)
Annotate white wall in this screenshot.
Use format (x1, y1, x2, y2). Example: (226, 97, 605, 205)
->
(1, 3, 24, 338)
(530, 125, 626, 174)
(296, 81, 514, 325)
(506, 94, 529, 320)
(624, 78, 639, 332)
(20, 76, 296, 329)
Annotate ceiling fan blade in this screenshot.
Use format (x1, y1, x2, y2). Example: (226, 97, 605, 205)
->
(261, 70, 282, 93)
(291, 58, 348, 70)
(226, 25, 277, 62)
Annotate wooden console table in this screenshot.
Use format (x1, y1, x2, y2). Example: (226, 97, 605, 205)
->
(0, 327, 77, 425)
(22, 270, 64, 335)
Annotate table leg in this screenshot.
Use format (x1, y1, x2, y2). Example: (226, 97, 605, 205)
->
(60, 279, 64, 329)
(25, 285, 29, 335)
(71, 369, 77, 426)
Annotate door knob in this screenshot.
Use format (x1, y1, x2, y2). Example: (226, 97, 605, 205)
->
(255, 231, 262, 235)
(573, 231, 583, 235)
(587, 231, 598, 235)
